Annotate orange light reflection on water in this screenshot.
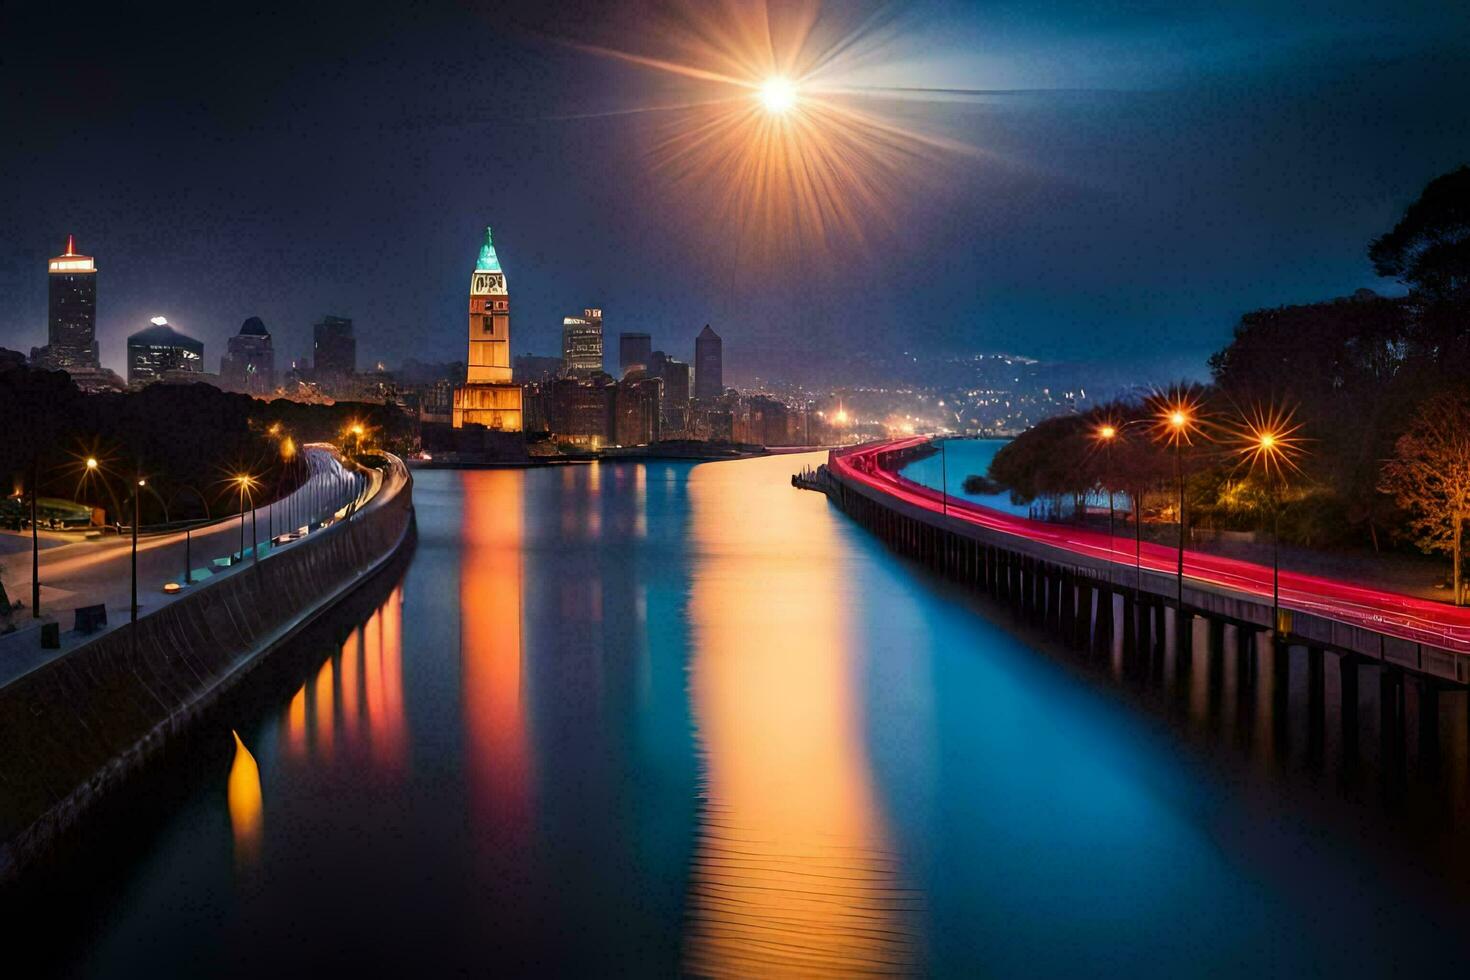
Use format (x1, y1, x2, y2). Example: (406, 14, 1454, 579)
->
(683, 457, 916, 976)
(279, 585, 407, 774)
(227, 729, 263, 869)
(460, 471, 534, 852)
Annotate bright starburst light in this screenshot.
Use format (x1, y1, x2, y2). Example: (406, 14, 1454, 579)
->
(758, 76, 797, 114)
(565, 1, 1014, 258)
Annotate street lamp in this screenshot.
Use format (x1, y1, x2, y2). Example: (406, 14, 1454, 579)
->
(1095, 423, 1118, 542)
(234, 474, 257, 563)
(131, 476, 145, 623)
(1155, 397, 1200, 609)
(279, 436, 297, 533)
(1093, 416, 1152, 586)
(939, 433, 948, 516)
(1234, 407, 1304, 637)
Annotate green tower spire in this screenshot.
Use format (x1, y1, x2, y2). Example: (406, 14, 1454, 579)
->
(476, 226, 502, 273)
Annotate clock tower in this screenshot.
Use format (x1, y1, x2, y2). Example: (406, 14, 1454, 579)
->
(453, 227, 523, 430)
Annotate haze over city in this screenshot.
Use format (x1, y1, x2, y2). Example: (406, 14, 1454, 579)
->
(4, 0, 1467, 380)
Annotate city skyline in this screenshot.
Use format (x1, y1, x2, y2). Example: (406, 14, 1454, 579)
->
(3, 1, 1467, 383)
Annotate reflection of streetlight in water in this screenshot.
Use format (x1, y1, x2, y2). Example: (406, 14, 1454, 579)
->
(228, 729, 263, 868)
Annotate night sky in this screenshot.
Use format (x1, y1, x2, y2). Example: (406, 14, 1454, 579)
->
(3, 0, 1467, 383)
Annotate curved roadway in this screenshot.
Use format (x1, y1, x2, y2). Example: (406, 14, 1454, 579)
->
(0, 445, 377, 680)
(831, 438, 1470, 655)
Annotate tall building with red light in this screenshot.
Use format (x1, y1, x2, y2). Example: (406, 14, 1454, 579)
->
(38, 235, 100, 370)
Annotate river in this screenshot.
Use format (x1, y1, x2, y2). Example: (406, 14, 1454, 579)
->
(10, 452, 1470, 976)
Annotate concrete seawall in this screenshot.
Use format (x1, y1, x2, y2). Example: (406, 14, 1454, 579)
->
(0, 454, 415, 880)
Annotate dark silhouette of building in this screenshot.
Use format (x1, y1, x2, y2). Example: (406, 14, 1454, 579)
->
(694, 324, 722, 400)
(747, 394, 790, 446)
(614, 373, 663, 446)
(548, 375, 615, 447)
(33, 235, 100, 371)
(513, 353, 563, 383)
(562, 309, 603, 377)
(649, 350, 690, 434)
(618, 332, 651, 377)
(312, 315, 356, 391)
(127, 317, 203, 386)
(220, 316, 276, 395)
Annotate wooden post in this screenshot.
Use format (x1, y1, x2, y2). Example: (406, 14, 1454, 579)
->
(1307, 646, 1325, 765)
(1381, 668, 1405, 778)
(1418, 678, 1440, 769)
(1340, 654, 1359, 764)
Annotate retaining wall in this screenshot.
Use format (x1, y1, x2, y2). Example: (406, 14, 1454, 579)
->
(0, 455, 415, 880)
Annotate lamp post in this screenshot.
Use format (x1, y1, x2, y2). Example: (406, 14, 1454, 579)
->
(131, 476, 145, 623)
(279, 435, 297, 535)
(1094, 417, 1150, 572)
(167, 484, 209, 585)
(29, 455, 40, 618)
(1099, 424, 1117, 542)
(1166, 408, 1191, 608)
(940, 433, 948, 516)
(235, 475, 255, 562)
(1235, 417, 1301, 636)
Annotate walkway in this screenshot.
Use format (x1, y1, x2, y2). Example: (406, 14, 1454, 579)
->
(0, 445, 377, 684)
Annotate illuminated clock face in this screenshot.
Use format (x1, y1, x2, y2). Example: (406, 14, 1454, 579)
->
(471, 272, 506, 296)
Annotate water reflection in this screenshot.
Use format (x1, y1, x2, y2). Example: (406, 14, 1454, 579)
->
(26, 458, 1470, 977)
(227, 730, 262, 869)
(279, 585, 407, 770)
(684, 462, 918, 976)
(459, 471, 533, 857)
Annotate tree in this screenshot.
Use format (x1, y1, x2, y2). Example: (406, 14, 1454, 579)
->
(1379, 391, 1470, 604)
(1370, 165, 1470, 301)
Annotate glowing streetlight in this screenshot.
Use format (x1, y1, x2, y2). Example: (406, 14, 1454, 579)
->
(130, 473, 147, 622)
(1233, 407, 1306, 635)
(234, 474, 258, 563)
(1154, 396, 1202, 609)
(278, 436, 297, 534)
(1093, 417, 1149, 584)
(86, 457, 98, 471)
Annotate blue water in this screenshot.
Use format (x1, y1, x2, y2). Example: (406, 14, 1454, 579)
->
(897, 437, 1031, 516)
(12, 453, 1470, 976)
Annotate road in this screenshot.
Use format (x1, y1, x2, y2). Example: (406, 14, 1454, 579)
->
(831, 438, 1470, 655)
(0, 445, 372, 676)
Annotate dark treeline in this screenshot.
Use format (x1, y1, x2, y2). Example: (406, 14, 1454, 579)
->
(1, 365, 412, 524)
(988, 165, 1470, 594)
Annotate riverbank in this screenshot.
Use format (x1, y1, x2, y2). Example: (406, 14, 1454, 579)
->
(0, 453, 415, 881)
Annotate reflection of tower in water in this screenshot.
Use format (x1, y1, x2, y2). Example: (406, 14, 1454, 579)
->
(683, 460, 919, 976)
(459, 471, 534, 855)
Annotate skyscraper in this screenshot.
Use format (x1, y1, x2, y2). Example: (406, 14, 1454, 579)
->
(453, 226, 522, 430)
(37, 235, 100, 370)
(127, 316, 203, 386)
(220, 316, 276, 395)
(614, 373, 663, 446)
(618, 332, 651, 377)
(562, 309, 604, 377)
(694, 324, 722, 400)
(649, 350, 690, 434)
(312, 315, 356, 389)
